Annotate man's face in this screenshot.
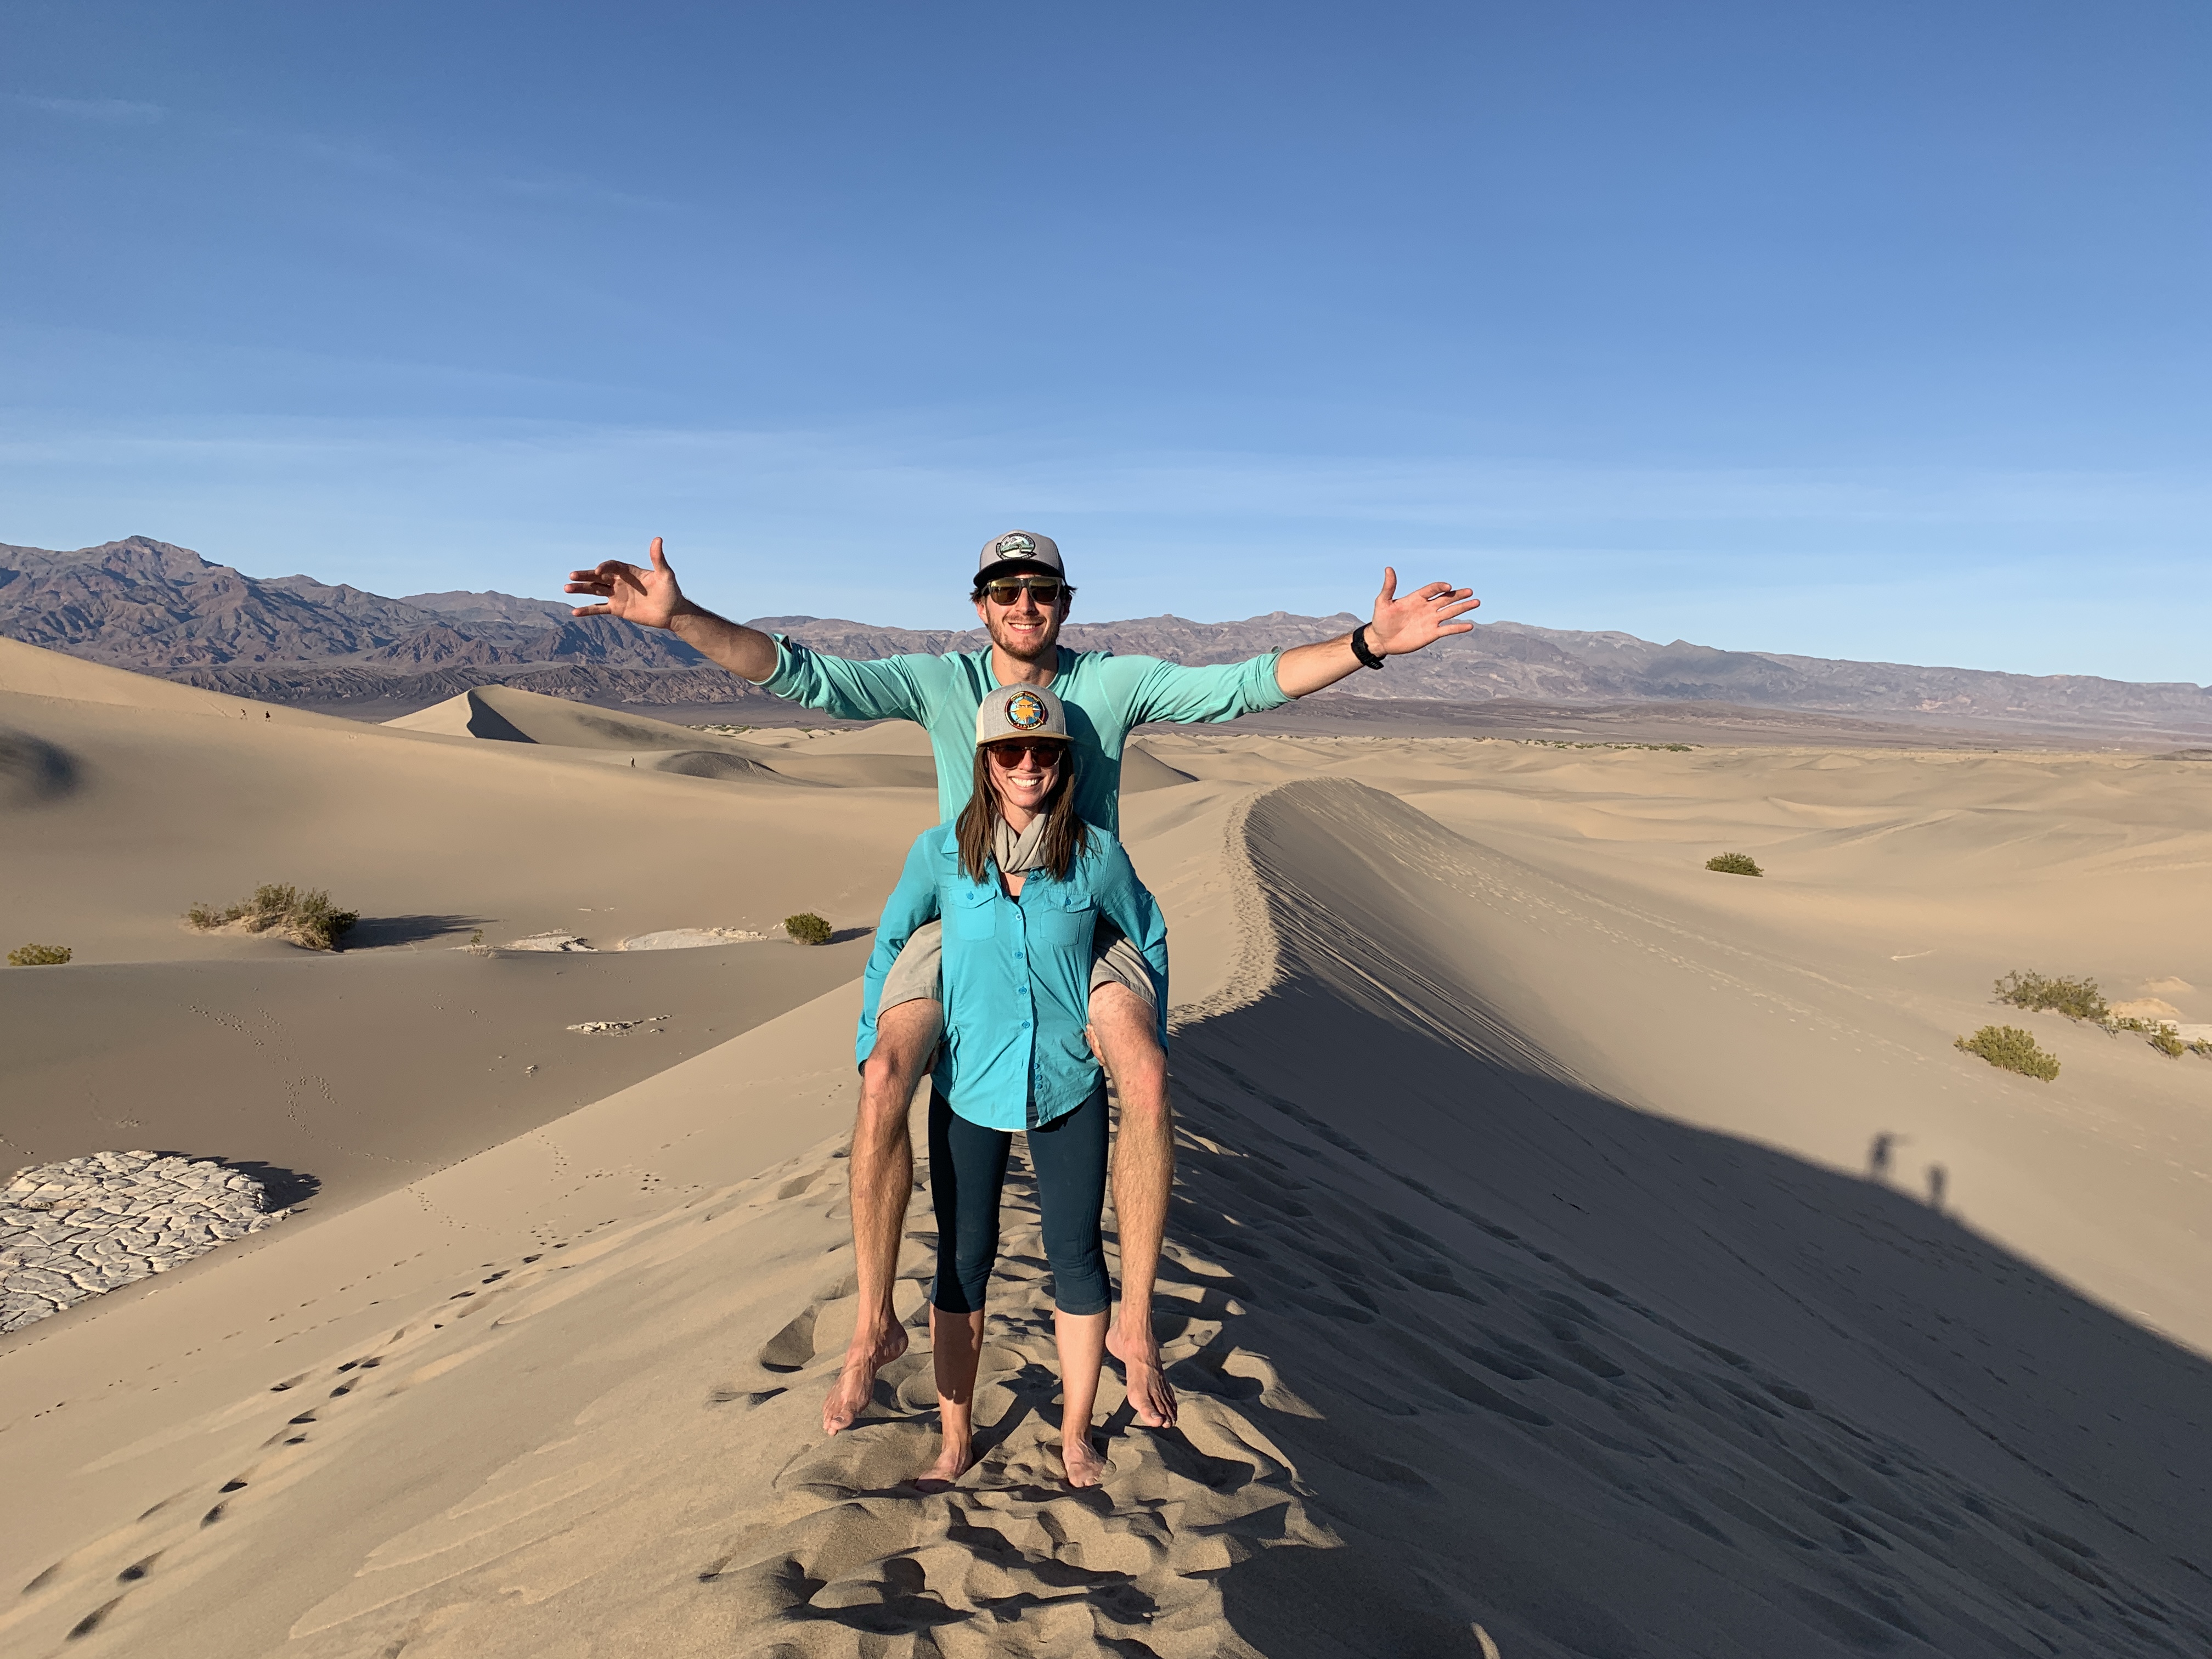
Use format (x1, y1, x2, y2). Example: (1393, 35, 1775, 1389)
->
(973, 573, 1070, 664)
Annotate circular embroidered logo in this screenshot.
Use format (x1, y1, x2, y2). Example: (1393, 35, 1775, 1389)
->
(1006, 691, 1047, 730)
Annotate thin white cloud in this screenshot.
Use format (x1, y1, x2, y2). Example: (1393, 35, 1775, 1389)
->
(14, 94, 167, 124)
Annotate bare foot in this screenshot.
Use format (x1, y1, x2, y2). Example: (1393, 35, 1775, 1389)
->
(822, 1317, 908, 1436)
(1062, 1426, 1108, 1488)
(912, 1437, 976, 1493)
(1107, 1324, 1177, 1428)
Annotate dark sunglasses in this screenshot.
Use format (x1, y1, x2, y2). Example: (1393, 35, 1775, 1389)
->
(986, 741, 1065, 766)
(979, 577, 1068, 606)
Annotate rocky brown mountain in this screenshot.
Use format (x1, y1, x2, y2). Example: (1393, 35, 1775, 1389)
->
(3, 536, 2207, 737)
(0, 537, 704, 674)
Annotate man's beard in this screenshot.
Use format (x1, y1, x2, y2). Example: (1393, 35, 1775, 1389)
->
(989, 612, 1062, 663)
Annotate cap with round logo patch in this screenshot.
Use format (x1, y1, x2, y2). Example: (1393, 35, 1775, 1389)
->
(975, 682, 1070, 748)
(975, 529, 1065, 588)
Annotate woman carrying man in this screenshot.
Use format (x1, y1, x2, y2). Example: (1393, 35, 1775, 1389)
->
(856, 683, 1170, 1489)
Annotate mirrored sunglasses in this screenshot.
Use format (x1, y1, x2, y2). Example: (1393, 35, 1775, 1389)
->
(981, 577, 1066, 606)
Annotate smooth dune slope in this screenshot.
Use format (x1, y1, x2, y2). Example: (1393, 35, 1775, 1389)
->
(4, 772, 2207, 1657)
(0, 670, 933, 962)
(0, 635, 334, 723)
(388, 683, 941, 789)
(1, 639, 933, 1277)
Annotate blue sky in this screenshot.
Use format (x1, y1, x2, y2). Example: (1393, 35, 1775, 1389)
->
(3, 1, 2207, 681)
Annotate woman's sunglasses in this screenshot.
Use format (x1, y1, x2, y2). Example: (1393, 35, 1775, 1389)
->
(986, 741, 1065, 766)
(979, 577, 1068, 606)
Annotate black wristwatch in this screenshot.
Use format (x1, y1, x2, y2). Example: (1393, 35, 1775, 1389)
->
(1350, 623, 1386, 670)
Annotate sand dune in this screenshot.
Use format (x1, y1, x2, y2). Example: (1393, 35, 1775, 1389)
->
(4, 644, 2209, 1655)
(0, 636, 337, 724)
(389, 684, 941, 790)
(385, 685, 752, 751)
(0, 663, 934, 964)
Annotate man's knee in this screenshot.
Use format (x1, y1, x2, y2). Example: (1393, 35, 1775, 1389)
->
(868, 1000, 941, 1071)
(1087, 984, 1159, 1046)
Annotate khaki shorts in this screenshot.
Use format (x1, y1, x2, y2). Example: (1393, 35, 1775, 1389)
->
(878, 917, 1158, 1017)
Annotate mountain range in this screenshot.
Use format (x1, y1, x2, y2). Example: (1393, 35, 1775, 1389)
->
(4, 535, 2208, 737)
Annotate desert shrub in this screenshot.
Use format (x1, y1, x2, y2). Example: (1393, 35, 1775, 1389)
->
(1991, 969, 2106, 1023)
(185, 883, 359, 951)
(783, 911, 833, 946)
(1706, 853, 1764, 877)
(2150, 1024, 2186, 1058)
(7, 943, 71, 966)
(2191, 1040, 2212, 1059)
(1955, 1025, 2060, 1081)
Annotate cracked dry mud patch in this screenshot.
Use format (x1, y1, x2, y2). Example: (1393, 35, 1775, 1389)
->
(2, 1153, 287, 1332)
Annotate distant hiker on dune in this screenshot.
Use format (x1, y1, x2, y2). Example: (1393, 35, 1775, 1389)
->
(857, 683, 1166, 1486)
(565, 530, 1479, 1463)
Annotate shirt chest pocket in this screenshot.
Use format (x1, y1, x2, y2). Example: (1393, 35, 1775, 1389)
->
(1033, 890, 1095, 948)
(946, 884, 998, 941)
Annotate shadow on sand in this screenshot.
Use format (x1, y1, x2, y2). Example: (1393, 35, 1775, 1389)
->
(154, 1155, 323, 1211)
(344, 913, 493, 949)
(1152, 784, 2212, 1658)
(0, 727, 77, 806)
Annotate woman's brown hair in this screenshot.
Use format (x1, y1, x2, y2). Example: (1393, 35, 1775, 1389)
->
(956, 741, 1087, 885)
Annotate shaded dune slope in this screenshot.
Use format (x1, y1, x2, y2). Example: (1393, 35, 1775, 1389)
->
(7, 783, 2207, 1657)
(1158, 781, 2212, 1656)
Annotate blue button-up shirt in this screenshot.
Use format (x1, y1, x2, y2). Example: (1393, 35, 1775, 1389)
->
(856, 823, 1170, 1131)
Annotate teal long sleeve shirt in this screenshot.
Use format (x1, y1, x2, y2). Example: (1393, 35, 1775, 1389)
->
(856, 825, 1171, 1131)
(759, 640, 1289, 832)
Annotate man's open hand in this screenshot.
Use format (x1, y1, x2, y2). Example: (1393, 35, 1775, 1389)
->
(565, 537, 688, 631)
(1365, 566, 1480, 657)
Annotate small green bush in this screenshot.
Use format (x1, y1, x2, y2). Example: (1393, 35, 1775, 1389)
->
(783, 912, 833, 946)
(7, 943, 71, 966)
(2191, 1040, 2212, 1059)
(186, 883, 359, 951)
(1706, 853, 1764, 877)
(1955, 1025, 2060, 1081)
(2149, 1024, 2186, 1058)
(1993, 969, 2107, 1023)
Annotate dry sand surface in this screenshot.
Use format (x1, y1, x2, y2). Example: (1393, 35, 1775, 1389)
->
(3, 638, 2209, 1656)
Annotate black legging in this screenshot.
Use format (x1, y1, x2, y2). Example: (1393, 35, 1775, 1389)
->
(928, 1081, 1110, 1317)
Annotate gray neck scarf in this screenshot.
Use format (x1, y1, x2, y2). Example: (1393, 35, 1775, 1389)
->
(993, 812, 1052, 877)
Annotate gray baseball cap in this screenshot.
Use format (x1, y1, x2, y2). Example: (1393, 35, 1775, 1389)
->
(974, 682, 1070, 748)
(975, 529, 1065, 588)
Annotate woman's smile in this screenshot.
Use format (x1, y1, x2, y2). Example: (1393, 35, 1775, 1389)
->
(990, 744, 1060, 810)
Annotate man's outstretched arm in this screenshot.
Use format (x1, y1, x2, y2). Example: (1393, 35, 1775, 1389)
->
(1273, 566, 1480, 697)
(565, 536, 779, 682)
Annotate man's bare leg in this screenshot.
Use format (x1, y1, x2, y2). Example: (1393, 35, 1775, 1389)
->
(1088, 985, 1178, 1429)
(822, 997, 940, 1435)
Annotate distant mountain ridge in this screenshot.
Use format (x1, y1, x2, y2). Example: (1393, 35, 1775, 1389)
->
(0, 537, 704, 674)
(3, 536, 2208, 736)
